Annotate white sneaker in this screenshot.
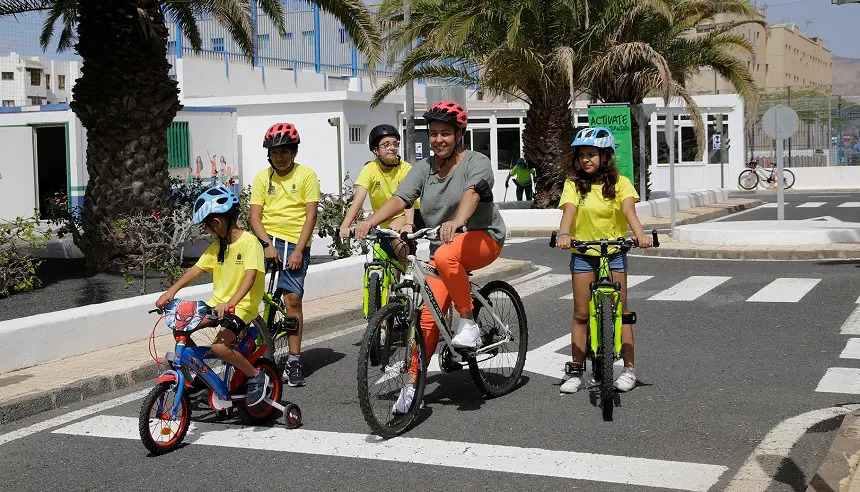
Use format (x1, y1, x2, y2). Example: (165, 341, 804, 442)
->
(451, 318, 482, 349)
(560, 374, 583, 394)
(392, 385, 415, 415)
(614, 368, 637, 392)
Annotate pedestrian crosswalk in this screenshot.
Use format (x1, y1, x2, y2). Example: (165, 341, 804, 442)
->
(760, 201, 859, 209)
(556, 274, 831, 304)
(816, 304, 860, 395)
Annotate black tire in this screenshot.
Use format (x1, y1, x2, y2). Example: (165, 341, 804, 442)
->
(357, 302, 427, 438)
(738, 169, 759, 190)
(782, 169, 796, 190)
(367, 272, 385, 366)
(284, 404, 302, 429)
(468, 280, 528, 397)
(600, 297, 615, 421)
(252, 315, 275, 360)
(138, 382, 191, 455)
(266, 299, 290, 374)
(237, 358, 282, 424)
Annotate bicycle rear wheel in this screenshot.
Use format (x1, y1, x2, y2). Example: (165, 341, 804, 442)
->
(357, 302, 427, 438)
(738, 169, 759, 190)
(599, 296, 615, 421)
(782, 169, 795, 189)
(367, 271, 385, 366)
(468, 280, 528, 397)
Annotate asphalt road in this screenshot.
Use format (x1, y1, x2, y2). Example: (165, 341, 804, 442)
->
(2, 239, 860, 491)
(725, 190, 860, 223)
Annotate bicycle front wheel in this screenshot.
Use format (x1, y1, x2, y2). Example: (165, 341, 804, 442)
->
(469, 280, 528, 397)
(357, 302, 427, 438)
(782, 169, 795, 189)
(738, 169, 759, 190)
(599, 297, 615, 421)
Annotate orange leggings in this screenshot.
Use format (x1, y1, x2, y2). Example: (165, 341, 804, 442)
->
(409, 230, 502, 375)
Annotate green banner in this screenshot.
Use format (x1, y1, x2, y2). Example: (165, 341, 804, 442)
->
(587, 104, 635, 187)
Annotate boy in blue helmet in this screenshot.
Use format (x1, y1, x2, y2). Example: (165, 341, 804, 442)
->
(156, 184, 269, 407)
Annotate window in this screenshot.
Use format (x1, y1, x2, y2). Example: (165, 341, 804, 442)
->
(2, 100, 14, 107)
(284, 32, 293, 40)
(28, 96, 44, 106)
(167, 121, 190, 169)
(1, 72, 12, 80)
(212, 37, 225, 52)
(167, 40, 176, 53)
(26, 68, 41, 86)
(58, 75, 65, 90)
(257, 34, 269, 53)
(348, 125, 363, 144)
(302, 30, 314, 47)
(339, 28, 349, 44)
(707, 114, 730, 164)
(45, 74, 50, 89)
(497, 128, 522, 170)
(497, 117, 520, 125)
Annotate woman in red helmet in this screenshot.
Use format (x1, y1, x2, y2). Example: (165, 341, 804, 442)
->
(355, 101, 507, 413)
(249, 122, 320, 388)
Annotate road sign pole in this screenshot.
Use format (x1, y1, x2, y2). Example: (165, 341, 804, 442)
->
(665, 111, 677, 237)
(776, 137, 785, 220)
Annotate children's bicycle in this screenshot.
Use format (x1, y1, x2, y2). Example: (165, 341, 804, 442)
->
(356, 226, 528, 438)
(549, 230, 659, 421)
(260, 261, 299, 376)
(139, 300, 301, 455)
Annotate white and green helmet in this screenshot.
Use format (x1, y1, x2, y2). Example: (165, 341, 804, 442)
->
(571, 127, 615, 150)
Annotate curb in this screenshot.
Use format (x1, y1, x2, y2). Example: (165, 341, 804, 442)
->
(806, 409, 860, 492)
(504, 199, 764, 238)
(0, 259, 535, 425)
(632, 244, 860, 261)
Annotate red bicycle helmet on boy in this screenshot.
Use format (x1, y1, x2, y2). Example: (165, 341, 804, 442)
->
(263, 122, 301, 148)
(423, 100, 468, 130)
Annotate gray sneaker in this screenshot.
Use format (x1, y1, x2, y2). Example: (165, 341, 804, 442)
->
(246, 370, 268, 406)
(285, 360, 306, 387)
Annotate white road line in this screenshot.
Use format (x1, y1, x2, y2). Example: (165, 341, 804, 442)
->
(797, 202, 826, 208)
(509, 265, 552, 286)
(857, 294, 860, 304)
(0, 389, 150, 447)
(559, 275, 653, 300)
(841, 305, 860, 335)
(648, 276, 731, 301)
(515, 274, 570, 298)
(54, 415, 727, 491)
(746, 278, 821, 303)
(838, 202, 860, 208)
(840, 339, 860, 360)
(760, 203, 778, 208)
(505, 238, 537, 244)
(725, 405, 859, 492)
(815, 368, 860, 394)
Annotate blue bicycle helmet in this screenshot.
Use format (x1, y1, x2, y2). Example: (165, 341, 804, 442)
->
(571, 127, 615, 149)
(192, 185, 240, 225)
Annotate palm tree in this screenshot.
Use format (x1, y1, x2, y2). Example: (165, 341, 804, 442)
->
(580, 0, 761, 198)
(0, 0, 380, 270)
(370, 0, 674, 207)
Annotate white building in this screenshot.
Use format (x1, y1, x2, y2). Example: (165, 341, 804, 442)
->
(0, 52, 81, 107)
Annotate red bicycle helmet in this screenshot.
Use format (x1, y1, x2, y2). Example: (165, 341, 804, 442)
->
(263, 122, 300, 148)
(423, 100, 467, 130)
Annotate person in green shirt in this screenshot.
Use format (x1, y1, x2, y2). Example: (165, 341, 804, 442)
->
(506, 157, 535, 201)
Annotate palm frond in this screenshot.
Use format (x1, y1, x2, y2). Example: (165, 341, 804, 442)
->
(162, 3, 203, 51)
(38, 0, 77, 52)
(0, 0, 51, 16)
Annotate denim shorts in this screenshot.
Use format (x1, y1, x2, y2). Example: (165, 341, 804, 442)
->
(569, 252, 628, 274)
(273, 237, 311, 298)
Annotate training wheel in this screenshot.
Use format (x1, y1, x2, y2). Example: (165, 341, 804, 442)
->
(283, 404, 302, 429)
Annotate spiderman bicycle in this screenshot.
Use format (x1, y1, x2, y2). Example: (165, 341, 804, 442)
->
(138, 299, 301, 455)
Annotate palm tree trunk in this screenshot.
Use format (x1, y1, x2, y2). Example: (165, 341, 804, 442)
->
(523, 87, 575, 209)
(71, 0, 181, 270)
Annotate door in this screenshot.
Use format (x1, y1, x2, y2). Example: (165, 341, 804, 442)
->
(0, 126, 37, 220)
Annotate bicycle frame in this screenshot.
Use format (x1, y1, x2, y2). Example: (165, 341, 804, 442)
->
(363, 241, 406, 317)
(588, 247, 624, 360)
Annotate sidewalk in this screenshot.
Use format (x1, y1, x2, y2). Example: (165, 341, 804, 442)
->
(634, 233, 860, 260)
(0, 257, 534, 425)
(806, 409, 860, 492)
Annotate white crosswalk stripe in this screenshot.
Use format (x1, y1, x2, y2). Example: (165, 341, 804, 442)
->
(648, 276, 731, 301)
(797, 202, 826, 208)
(838, 202, 860, 208)
(746, 278, 821, 303)
(558, 275, 653, 300)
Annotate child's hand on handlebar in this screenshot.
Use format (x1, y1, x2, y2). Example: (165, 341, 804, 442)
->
(156, 292, 174, 309)
(264, 245, 281, 263)
(215, 303, 235, 319)
(557, 233, 574, 250)
(355, 220, 374, 241)
(636, 233, 654, 249)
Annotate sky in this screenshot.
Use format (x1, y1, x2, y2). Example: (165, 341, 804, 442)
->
(1, 1, 858, 60)
(756, 0, 860, 58)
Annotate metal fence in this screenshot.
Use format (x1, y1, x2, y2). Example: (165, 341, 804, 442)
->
(746, 92, 860, 168)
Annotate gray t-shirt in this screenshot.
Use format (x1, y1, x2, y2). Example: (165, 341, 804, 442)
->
(394, 150, 506, 255)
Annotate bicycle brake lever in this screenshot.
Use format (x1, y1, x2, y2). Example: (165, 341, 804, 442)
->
(651, 229, 660, 248)
(549, 231, 557, 248)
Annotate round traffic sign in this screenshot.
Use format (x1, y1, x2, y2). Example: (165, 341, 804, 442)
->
(762, 105, 799, 139)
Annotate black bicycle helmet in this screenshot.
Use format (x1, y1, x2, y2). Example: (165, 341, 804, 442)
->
(368, 124, 401, 151)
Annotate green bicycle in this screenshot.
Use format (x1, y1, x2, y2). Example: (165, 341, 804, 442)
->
(549, 230, 659, 421)
(260, 261, 299, 375)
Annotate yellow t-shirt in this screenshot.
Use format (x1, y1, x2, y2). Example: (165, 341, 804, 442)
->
(195, 231, 265, 323)
(354, 159, 419, 227)
(558, 176, 639, 256)
(250, 163, 321, 245)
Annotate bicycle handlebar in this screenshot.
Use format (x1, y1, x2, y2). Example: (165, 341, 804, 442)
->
(351, 225, 467, 242)
(548, 229, 660, 252)
(148, 304, 235, 318)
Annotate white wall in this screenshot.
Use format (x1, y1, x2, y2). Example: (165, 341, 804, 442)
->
(786, 166, 860, 190)
(169, 109, 239, 186)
